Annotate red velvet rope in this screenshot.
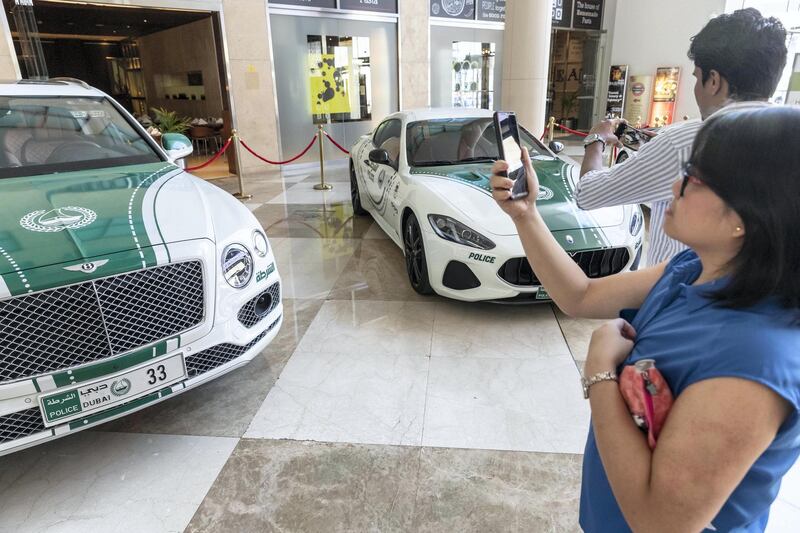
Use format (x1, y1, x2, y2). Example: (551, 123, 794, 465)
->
(555, 123, 589, 137)
(240, 135, 318, 165)
(185, 137, 233, 171)
(322, 130, 350, 155)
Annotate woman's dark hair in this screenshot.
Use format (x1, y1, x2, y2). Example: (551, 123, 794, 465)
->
(688, 8, 787, 100)
(691, 106, 800, 312)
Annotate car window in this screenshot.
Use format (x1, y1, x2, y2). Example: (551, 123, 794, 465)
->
(406, 117, 545, 166)
(0, 96, 162, 179)
(373, 119, 402, 165)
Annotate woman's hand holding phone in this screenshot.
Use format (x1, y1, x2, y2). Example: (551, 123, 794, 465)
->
(491, 148, 540, 223)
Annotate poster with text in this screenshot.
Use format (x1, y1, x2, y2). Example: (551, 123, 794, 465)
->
(309, 53, 351, 115)
(648, 67, 680, 127)
(477, 0, 505, 22)
(623, 75, 652, 126)
(605, 65, 628, 118)
(430, 0, 475, 19)
(552, 0, 573, 28)
(572, 0, 603, 30)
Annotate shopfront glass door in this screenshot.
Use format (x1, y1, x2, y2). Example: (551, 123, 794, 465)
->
(270, 14, 398, 164)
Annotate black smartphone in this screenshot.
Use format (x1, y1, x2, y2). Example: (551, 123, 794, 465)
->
(615, 123, 652, 144)
(493, 111, 528, 199)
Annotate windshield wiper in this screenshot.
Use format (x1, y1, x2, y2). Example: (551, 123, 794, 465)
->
(412, 160, 457, 166)
(457, 157, 496, 163)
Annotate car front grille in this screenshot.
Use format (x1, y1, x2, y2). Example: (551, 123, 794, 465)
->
(498, 248, 631, 286)
(185, 316, 281, 378)
(0, 407, 46, 444)
(237, 282, 281, 328)
(0, 261, 205, 383)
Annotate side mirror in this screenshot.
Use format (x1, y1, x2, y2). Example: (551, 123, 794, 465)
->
(162, 133, 193, 161)
(368, 148, 391, 166)
(548, 141, 565, 154)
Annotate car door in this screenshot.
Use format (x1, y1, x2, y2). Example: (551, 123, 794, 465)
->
(363, 118, 402, 228)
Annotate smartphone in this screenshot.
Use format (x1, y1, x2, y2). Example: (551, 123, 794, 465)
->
(493, 111, 528, 199)
(615, 123, 652, 144)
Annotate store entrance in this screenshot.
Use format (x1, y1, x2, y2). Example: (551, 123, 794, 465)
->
(3, 0, 235, 179)
(546, 29, 605, 134)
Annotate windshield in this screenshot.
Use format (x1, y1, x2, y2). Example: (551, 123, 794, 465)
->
(406, 117, 545, 167)
(0, 96, 161, 179)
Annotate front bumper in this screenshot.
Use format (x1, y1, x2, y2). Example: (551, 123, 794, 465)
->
(0, 240, 283, 456)
(422, 222, 644, 302)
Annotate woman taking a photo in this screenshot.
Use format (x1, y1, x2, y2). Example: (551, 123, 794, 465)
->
(490, 106, 800, 532)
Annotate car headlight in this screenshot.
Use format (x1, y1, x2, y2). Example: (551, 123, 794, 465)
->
(629, 211, 643, 236)
(428, 214, 496, 250)
(253, 230, 269, 257)
(222, 244, 253, 288)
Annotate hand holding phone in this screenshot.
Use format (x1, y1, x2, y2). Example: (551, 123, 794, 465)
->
(493, 111, 528, 199)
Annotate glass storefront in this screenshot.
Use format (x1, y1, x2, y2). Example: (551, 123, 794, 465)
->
(430, 25, 503, 110)
(270, 14, 398, 164)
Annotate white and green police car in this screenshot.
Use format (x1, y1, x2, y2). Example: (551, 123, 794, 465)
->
(0, 79, 281, 455)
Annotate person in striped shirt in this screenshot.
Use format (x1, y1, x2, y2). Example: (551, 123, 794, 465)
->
(576, 8, 787, 266)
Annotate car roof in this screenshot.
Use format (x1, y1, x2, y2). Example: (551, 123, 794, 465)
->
(394, 107, 495, 123)
(0, 79, 106, 98)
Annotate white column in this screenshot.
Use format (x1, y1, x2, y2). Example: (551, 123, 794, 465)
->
(501, 0, 553, 132)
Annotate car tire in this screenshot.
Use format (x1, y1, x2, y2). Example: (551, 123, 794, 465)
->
(403, 212, 434, 295)
(350, 160, 369, 216)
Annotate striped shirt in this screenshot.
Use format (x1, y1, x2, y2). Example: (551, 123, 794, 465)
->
(575, 119, 703, 266)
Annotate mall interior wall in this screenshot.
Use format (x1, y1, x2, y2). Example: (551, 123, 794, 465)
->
(608, 0, 727, 121)
(400, 0, 430, 109)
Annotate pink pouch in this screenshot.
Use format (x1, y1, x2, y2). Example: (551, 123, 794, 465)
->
(619, 359, 674, 449)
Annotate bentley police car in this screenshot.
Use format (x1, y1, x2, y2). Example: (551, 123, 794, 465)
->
(349, 108, 644, 302)
(0, 79, 281, 455)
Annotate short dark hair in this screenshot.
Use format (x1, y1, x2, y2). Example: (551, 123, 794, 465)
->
(688, 8, 787, 100)
(690, 106, 800, 313)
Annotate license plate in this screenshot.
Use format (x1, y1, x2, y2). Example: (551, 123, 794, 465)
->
(39, 353, 186, 427)
(536, 288, 551, 300)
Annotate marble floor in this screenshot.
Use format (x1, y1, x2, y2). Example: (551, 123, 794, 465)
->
(1, 162, 798, 533)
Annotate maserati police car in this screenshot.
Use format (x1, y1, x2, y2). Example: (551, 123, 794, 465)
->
(0, 79, 281, 455)
(349, 108, 644, 302)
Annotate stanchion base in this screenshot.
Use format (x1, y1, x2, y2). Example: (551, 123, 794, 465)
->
(313, 183, 333, 191)
(232, 192, 253, 200)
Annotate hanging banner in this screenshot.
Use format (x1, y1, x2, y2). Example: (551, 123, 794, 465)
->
(340, 0, 397, 13)
(552, 0, 573, 28)
(605, 65, 628, 118)
(648, 67, 680, 127)
(269, 0, 336, 8)
(477, 0, 505, 22)
(572, 0, 603, 30)
(623, 75, 653, 126)
(430, 0, 476, 19)
(309, 53, 351, 115)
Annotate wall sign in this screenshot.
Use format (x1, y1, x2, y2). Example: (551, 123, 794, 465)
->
(623, 75, 652, 125)
(572, 0, 603, 30)
(648, 67, 680, 127)
(605, 65, 628, 118)
(477, 0, 505, 22)
(269, 0, 337, 8)
(340, 0, 397, 13)
(552, 0, 573, 29)
(430, 0, 476, 20)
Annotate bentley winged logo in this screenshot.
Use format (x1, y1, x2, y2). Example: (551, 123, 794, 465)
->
(63, 260, 109, 274)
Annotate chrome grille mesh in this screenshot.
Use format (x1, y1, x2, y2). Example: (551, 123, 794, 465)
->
(186, 316, 281, 377)
(0, 261, 204, 383)
(0, 408, 46, 444)
(237, 282, 281, 328)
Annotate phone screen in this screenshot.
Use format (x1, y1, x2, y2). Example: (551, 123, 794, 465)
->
(493, 111, 529, 199)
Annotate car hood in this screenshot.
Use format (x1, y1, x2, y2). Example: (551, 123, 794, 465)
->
(0, 162, 215, 295)
(409, 158, 625, 236)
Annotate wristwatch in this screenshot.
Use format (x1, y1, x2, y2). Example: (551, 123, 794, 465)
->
(582, 370, 618, 399)
(583, 133, 606, 151)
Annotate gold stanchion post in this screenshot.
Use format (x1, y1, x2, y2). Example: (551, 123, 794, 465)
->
(548, 116, 556, 143)
(231, 129, 252, 201)
(314, 124, 333, 191)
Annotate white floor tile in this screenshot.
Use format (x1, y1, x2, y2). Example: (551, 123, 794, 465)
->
(432, 302, 570, 359)
(297, 300, 436, 357)
(278, 261, 350, 299)
(273, 237, 358, 267)
(244, 351, 429, 446)
(271, 238, 357, 299)
(423, 355, 589, 454)
(268, 181, 351, 205)
(0, 432, 237, 533)
(363, 222, 392, 240)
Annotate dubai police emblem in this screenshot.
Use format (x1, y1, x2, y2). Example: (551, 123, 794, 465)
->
(537, 186, 555, 201)
(20, 206, 97, 233)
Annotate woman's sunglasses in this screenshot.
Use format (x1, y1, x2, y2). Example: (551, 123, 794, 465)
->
(680, 162, 704, 197)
